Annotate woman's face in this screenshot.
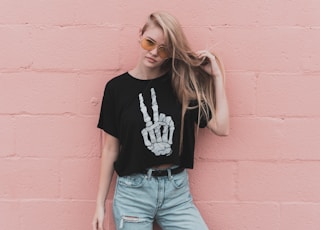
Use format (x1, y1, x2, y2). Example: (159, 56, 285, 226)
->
(139, 24, 169, 69)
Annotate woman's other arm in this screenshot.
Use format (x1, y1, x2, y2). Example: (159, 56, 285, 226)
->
(207, 72, 229, 136)
(92, 132, 120, 230)
(197, 50, 230, 136)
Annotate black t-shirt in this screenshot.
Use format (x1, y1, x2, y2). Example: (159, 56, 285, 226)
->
(98, 72, 210, 176)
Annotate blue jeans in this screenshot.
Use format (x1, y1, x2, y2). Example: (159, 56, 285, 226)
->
(113, 168, 208, 230)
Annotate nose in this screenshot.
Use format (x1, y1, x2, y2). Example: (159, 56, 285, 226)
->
(149, 47, 158, 57)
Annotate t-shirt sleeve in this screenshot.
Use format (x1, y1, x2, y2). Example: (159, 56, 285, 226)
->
(189, 100, 212, 128)
(198, 106, 212, 128)
(97, 82, 119, 138)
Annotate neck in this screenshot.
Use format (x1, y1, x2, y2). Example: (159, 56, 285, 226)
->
(129, 63, 164, 80)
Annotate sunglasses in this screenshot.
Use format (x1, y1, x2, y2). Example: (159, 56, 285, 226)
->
(140, 37, 169, 59)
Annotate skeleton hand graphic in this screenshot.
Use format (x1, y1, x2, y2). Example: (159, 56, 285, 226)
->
(139, 88, 175, 156)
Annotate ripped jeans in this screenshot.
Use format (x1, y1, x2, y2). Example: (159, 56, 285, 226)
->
(113, 169, 208, 230)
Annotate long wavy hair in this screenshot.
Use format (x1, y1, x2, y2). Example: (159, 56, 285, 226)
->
(141, 12, 225, 152)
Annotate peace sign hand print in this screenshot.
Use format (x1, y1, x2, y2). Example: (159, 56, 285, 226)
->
(139, 88, 175, 156)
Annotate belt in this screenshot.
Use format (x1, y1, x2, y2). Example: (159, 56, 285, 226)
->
(142, 166, 185, 177)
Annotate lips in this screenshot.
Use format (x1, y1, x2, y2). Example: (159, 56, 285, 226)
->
(145, 56, 157, 63)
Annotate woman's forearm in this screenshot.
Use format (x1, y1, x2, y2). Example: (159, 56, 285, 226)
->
(213, 74, 229, 135)
(196, 50, 229, 135)
(95, 151, 116, 206)
(207, 72, 230, 136)
(95, 133, 119, 208)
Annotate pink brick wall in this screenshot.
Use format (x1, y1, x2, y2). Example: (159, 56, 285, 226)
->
(1, 1, 319, 229)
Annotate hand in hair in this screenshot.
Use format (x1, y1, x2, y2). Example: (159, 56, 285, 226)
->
(197, 50, 222, 78)
(196, 50, 229, 136)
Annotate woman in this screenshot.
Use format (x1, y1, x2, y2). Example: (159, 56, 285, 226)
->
(92, 11, 229, 230)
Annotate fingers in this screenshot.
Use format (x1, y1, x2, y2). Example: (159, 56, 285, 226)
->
(196, 50, 223, 76)
(92, 208, 104, 230)
(98, 220, 103, 230)
(92, 219, 97, 230)
(197, 50, 216, 61)
(92, 219, 103, 230)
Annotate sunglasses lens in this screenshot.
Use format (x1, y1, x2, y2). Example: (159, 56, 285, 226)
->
(141, 38, 169, 58)
(141, 38, 155, 51)
(158, 47, 168, 58)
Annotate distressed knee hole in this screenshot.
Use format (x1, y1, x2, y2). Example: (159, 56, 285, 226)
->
(119, 215, 148, 229)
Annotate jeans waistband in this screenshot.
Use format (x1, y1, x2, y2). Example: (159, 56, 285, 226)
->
(142, 166, 184, 178)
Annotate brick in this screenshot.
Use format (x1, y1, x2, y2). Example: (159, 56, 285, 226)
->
(226, 72, 256, 116)
(280, 118, 320, 160)
(178, 1, 320, 27)
(302, 28, 320, 71)
(211, 0, 320, 27)
(257, 74, 320, 117)
(195, 117, 284, 160)
(112, 2, 183, 26)
(0, 0, 121, 25)
(238, 162, 320, 201)
(113, 1, 316, 27)
(21, 200, 96, 230)
(0, 72, 77, 114)
(0, 1, 74, 25)
(61, 159, 100, 199)
(77, 72, 114, 115)
(0, 159, 20, 198)
(0, 159, 59, 199)
(19, 159, 60, 199)
(73, 0, 121, 25)
(281, 203, 320, 230)
(30, 26, 120, 70)
(118, 27, 143, 70)
(60, 201, 96, 230)
(189, 162, 236, 201)
(0, 201, 20, 229)
(0, 26, 32, 69)
(176, 1, 262, 26)
(16, 116, 100, 158)
(209, 27, 313, 72)
(197, 202, 280, 230)
(0, 116, 15, 156)
(257, 0, 320, 27)
(181, 27, 213, 51)
(21, 201, 62, 230)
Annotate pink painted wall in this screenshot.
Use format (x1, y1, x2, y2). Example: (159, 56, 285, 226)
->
(1, 1, 320, 229)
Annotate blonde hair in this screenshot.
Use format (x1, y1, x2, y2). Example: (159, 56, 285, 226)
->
(141, 12, 225, 152)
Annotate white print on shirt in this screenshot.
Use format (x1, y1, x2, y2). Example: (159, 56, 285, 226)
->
(138, 88, 175, 156)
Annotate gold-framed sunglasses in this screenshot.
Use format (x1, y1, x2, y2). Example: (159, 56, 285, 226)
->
(140, 37, 169, 59)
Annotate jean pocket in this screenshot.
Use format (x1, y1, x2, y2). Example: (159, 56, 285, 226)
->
(118, 174, 146, 188)
(170, 170, 188, 189)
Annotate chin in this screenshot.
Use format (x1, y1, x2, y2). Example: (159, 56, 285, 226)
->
(145, 58, 165, 67)
(143, 60, 161, 68)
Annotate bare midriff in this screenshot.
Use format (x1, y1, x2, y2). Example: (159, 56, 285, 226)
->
(152, 164, 174, 170)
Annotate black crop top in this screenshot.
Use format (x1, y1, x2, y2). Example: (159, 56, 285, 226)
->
(97, 72, 210, 176)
